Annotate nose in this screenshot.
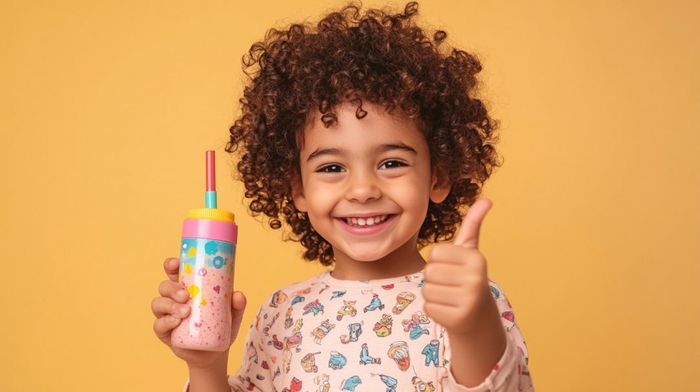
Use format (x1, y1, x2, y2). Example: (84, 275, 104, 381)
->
(344, 170, 381, 203)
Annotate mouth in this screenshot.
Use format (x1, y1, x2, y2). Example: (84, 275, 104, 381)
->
(339, 214, 392, 227)
(335, 214, 398, 235)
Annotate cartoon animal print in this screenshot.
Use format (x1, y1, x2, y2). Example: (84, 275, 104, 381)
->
(340, 322, 362, 344)
(401, 311, 431, 340)
(292, 318, 304, 333)
(285, 307, 293, 329)
(374, 374, 398, 392)
(337, 300, 358, 321)
(314, 373, 331, 392)
(301, 351, 322, 373)
(411, 376, 435, 392)
(364, 294, 385, 312)
(328, 351, 347, 370)
(374, 314, 393, 337)
(311, 319, 336, 344)
(281, 377, 301, 392)
(340, 375, 362, 391)
(303, 299, 325, 316)
(270, 290, 288, 308)
(330, 290, 346, 300)
(284, 331, 303, 352)
(359, 343, 381, 365)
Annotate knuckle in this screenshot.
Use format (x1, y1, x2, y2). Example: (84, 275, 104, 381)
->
(158, 280, 169, 296)
(153, 318, 164, 333)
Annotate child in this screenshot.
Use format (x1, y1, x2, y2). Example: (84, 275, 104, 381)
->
(151, 1, 534, 391)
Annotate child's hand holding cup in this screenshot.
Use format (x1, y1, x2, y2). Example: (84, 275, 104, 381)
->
(151, 257, 247, 368)
(151, 150, 247, 369)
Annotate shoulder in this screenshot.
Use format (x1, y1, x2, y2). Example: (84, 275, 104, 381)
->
(258, 271, 328, 311)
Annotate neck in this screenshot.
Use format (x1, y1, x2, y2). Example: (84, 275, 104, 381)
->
(330, 234, 426, 280)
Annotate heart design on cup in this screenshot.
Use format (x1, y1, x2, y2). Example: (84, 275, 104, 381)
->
(213, 285, 221, 294)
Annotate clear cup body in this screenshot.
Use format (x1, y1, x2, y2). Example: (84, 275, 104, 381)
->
(171, 229, 236, 351)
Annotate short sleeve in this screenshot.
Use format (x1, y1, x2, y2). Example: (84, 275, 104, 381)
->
(441, 280, 534, 391)
(182, 303, 275, 392)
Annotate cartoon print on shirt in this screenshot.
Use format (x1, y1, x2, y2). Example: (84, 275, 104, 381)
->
(340, 322, 363, 344)
(328, 350, 348, 370)
(303, 299, 325, 316)
(359, 343, 381, 365)
(340, 375, 362, 391)
(281, 376, 301, 392)
(263, 311, 280, 336)
(411, 375, 435, 392)
(374, 313, 393, 337)
(284, 307, 293, 329)
(318, 283, 331, 295)
(363, 294, 385, 312)
(501, 310, 516, 331)
(330, 290, 347, 300)
(291, 318, 303, 333)
(314, 373, 330, 392)
(402, 311, 431, 340)
(301, 351, 322, 373)
(246, 340, 258, 364)
(387, 341, 411, 371)
(284, 331, 303, 352)
(227, 272, 533, 392)
(283, 348, 293, 374)
(421, 339, 440, 367)
(270, 290, 288, 308)
(270, 334, 284, 350)
(336, 300, 358, 321)
(311, 319, 336, 344)
(392, 292, 416, 314)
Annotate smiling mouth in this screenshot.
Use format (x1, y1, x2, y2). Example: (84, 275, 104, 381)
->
(339, 214, 395, 227)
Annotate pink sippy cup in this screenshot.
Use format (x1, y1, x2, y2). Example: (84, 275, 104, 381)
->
(171, 150, 238, 351)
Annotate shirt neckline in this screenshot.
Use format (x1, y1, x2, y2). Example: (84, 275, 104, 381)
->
(318, 269, 424, 288)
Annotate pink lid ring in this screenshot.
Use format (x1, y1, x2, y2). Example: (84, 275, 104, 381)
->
(182, 218, 238, 244)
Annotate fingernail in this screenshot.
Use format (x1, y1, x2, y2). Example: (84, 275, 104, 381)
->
(177, 289, 187, 299)
(179, 305, 189, 315)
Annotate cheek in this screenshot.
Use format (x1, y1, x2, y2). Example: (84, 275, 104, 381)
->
(304, 182, 336, 214)
(390, 175, 431, 212)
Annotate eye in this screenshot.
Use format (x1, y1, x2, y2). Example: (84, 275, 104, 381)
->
(379, 160, 408, 169)
(316, 164, 344, 173)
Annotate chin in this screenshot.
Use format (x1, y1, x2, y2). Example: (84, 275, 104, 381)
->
(340, 245, 394, 263)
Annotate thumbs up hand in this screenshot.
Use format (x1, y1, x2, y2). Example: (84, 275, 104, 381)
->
(422, 198, 497, 336)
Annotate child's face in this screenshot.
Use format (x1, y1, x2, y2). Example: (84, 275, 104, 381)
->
(292, 101, 450, 263)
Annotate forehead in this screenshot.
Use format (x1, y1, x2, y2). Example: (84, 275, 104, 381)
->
(299, 101, 426, 152)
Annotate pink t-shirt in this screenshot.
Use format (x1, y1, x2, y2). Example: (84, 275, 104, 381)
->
(184, 270, 534, 391)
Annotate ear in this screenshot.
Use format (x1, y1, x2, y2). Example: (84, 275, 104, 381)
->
(290, 170, 308, 212)
(429, 164, 451, 204)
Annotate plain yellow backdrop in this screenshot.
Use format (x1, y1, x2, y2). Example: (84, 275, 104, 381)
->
(1, 0, 698, 390)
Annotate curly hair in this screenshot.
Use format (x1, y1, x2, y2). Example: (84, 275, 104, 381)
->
(225, 1, 502, 266)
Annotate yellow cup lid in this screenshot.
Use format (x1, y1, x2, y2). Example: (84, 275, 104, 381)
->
(186, 208, 235, 223)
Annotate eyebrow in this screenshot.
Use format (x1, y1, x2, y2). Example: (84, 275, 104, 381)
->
(306, 143, 418, 162)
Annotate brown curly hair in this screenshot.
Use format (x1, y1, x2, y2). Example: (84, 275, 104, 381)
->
(225, 1, 503, 266)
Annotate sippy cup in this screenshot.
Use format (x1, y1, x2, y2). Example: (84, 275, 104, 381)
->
(171, 150, 238, 351)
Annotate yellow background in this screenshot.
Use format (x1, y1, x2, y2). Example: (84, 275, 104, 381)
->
(1, 0, 698, 390)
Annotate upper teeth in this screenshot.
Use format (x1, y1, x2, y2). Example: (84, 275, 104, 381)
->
(345, 215, 389, 226)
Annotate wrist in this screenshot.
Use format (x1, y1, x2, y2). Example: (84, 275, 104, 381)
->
(188, 355, 229, 392)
